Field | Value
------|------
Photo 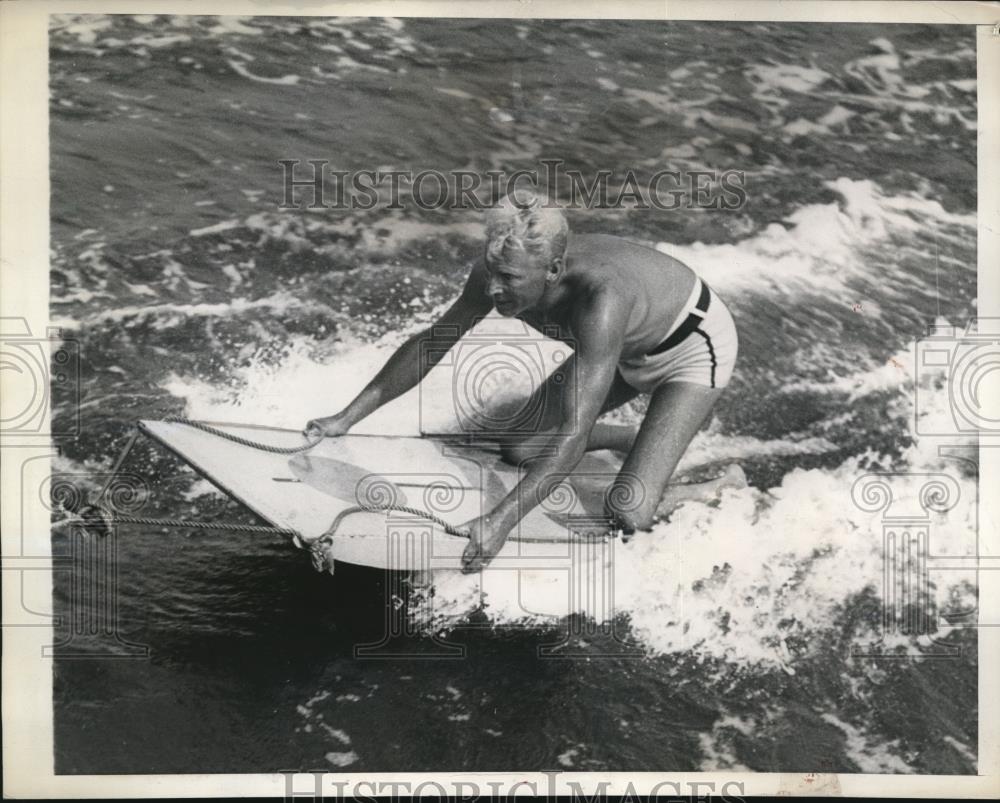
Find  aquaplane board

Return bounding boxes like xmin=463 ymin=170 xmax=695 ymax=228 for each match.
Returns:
xmin=138 ymin=420 xmax=622 ymax=571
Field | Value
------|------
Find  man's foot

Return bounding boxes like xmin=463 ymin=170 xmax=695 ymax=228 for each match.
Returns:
xmin=653 ymin=463 xmax=748 ymax=520
xmin=716 ymin=463 xmax=748 ymax=493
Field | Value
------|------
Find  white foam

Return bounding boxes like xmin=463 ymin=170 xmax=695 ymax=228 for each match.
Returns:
xmin=60 ymin=291 xmax=316 ymax=330
xmin=655 ymin=178 xmax=974 ymax=297
xmin=782 ymin=105 xmax=855 ymax=139
xmin=324 ymin=751 xmax=359 ymax=767
xmin=163 ymin=310 xmax=568 ymax=438
xmin=679 ymin=432 xmax=838 ymax=472
xmin=421 ymin=444 xmax=976 ymax=668
xmin=226 ymin=60 xmax=300 ymax=85
xmin=328 ymin=54 xmax=392 ymax=75
xmin=190 ymin=220 xmax=241 ymax=237
xmin=318 ymin=724 xmax=351 ymax=745
xmin=51 ymin=288 xmax=111 ymax=305
xmin=942 ymin=735 xmax=977 ymax=766
xmin=132 ymin=33 xmax=191 ymax=49
xmin=208 ymin=17 xmax=264 ymax=37
xmin=180 ymin=478 xmax=226 ymax=501
xmin=53 ymin=15 xmax=112 ymax=46
xmin=820 ymin=714 xmax=912 ymax=773
xmin=697 ymin=716 xmax=755 ymax=771
xmin=557 ymin=746 xmax=580 ymax=767
xmin=748 ymin=63 xmax=831 ymax=95
xmin=781 ymin=338 xmax=916 ymax=400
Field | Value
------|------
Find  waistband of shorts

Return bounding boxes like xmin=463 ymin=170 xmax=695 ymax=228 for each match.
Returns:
xmin=647 ymin=278 xmax=710 ymax=356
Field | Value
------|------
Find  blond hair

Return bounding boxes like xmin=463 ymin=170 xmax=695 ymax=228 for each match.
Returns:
xmin=484 ymin=190 xmax=568 ymax=266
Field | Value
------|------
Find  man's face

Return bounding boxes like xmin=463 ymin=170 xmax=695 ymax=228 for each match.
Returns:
xmin=484 ymin=249 xmax=549 ymax=317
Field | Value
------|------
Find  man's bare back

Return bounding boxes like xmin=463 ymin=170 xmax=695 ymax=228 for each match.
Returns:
xmin=514 ymin=233 xmax=698 ymax=359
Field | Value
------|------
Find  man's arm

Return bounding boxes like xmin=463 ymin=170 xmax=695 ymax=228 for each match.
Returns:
xmin=308 ymin=264 xmax=492 ymax=433
xmin=482 ymin=291 xmax=628 ymax=538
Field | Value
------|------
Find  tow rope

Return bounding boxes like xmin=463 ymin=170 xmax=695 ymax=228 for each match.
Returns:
xmin=61 ymin=417 xmax=616 ymax=574
xmin=60 ymin=417 xmax=475 ymax=573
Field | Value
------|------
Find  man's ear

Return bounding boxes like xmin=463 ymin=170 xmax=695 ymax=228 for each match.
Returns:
xmin=546 ymin=256 xmax=563 ymax=283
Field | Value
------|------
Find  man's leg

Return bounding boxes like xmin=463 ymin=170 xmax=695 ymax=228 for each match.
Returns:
xmin=585 ymin=423 xmax=637 ymax=453
xmin=585 ymin=370 xmax=641 ymax=453
xmin=608 ymin=381 xmax=729 ymax=531
xmin=498 ymin=364 xmax=639 ymax=463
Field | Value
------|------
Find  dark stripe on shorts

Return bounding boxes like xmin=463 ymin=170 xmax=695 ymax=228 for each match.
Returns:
xmin=647 ymin=280 xmax=711 ymax=356
xmin=693 ymin=328 xmax=717 ymax=388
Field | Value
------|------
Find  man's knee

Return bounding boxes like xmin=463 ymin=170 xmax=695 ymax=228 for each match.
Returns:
xmin=606 ymin=507 xmax=657 ymax=534
xmin=499 ymin=441 xmax=543 ymax=465
xmin=498 ymin=429 xmax=563 ymax=465
xmin=604 ymin=473 xmax=657 ymax=532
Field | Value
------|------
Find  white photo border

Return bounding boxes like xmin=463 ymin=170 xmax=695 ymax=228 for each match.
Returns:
xmin=2 ymin=0 xmax=998 ymax=798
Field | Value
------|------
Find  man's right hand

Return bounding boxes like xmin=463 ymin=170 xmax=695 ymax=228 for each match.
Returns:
xmin=303 ymin=414 xmax=351 ymax=439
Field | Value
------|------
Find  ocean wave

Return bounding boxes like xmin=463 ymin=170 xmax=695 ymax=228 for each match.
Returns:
xmin=52 ymin=290 xmax=330 ymax=330
xmin=656 ymin=177 xmax=974 ymax=298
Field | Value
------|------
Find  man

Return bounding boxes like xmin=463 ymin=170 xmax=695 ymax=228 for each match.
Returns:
xmin=305 ymin=191 xmax=743 ymax=572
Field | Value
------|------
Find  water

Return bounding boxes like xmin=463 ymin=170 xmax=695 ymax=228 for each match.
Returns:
xmin=49 ymin=15 xmax=978 ymax=774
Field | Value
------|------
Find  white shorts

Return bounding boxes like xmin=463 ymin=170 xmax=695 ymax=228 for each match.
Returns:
xmin=617 ymin=279 xmax=738 ymax=392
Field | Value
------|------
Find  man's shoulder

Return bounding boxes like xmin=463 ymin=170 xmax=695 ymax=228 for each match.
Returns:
xmin=571 ymin=233 xmax=691 ymax=279
xmin=565 ymin=277 xmax=630 ymax=334
xmin=568 ymin=232 xmax=625 ymax=254
xmin=569 ymin=232 xmax=668 ymax=266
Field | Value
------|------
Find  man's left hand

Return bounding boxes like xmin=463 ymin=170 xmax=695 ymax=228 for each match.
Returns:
xmin=459 ymin=515 xmax=511 ymax=573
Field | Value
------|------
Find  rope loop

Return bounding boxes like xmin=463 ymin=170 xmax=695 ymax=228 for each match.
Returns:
xmin=67 ymin=504 xmax=300 ymax=538
xmin=163 ymin=415 xmax=322 ymax=455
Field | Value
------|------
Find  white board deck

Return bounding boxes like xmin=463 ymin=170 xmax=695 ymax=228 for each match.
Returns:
xmin=139 ymin=419 xmax=623 ymax=571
